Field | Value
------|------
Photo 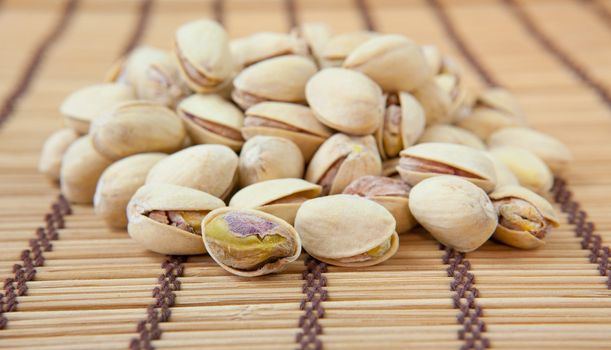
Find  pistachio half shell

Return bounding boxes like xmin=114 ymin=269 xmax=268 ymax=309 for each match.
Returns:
xmin=417 ymin=124 xmax=485 ymax=150
xmin=231 ymin=32 xmax=307 ymax=69
xmin=376 ymin=92 xmax=426 ymax=160
xmin=319 ymin=31 xmax=377 ymax=67
xmin=488 ymin=146 xmax=553 ymax=195
xmin=238 ymin=136 xmax=304 ymax=188
xmin=484 ymin=151 xmax=520 ymax=189
xmin=412 ymin=79 xmax=452 ymax=125
xmin=39 ymin=128 xmax=79 ymax=181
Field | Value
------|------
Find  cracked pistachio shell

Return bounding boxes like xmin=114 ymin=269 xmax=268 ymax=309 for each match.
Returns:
xmin=456 ymin=106 xmax=526 ymax=140
xmin=320 ymin=31 xmax=378 ymax=67
xmin=94 ymin=153 xmax=166 ymax=228
xmin=436 ymin=73 xmax=473 ymax=120
xmin=146 ymin=144 xmax=238 ymax=200
xmin=291 ymin=22 xmax=334 ymax=66
xmin=242 ymin=102 xmax=333 ymax=162
xmin=231 ymin=32 xmax=308 ymax=69
xmin=382 ymin=158 xmax=400 ymax=178
xmin=306 ymin=68 xmax=384 ymax=135
xmin=174 ymin=19 xmax=233 ymax=93
xmin=412 ymin=79 xmax=452 ymax=125
xmin=488 ymin=127 xmax=572 ymax=175
xmin=484 ymin=152 xmax=520 ymax=189
xmin=232 ymin=55 xmax=317 ymax=110
xmin=409 ymin=176 xmax=497 ymax=252
xmin=229 ymin=178 xmax=321 ymax=225
xmin=376 ymin=92 xmax=425 ymax=160
xmin=60 ymin=136 xmax=113 ymax=204
xmin=306 ymin=134 xmax=382 ymax=195
xmin=295 ymin=194 xmax=399 ymax=267
xmin=238 ymin=136 xmax=304 ymax=188
xmin=127 ymin=184 xmax=225 ymax=255
xmin=178 ymin=94 xmax=244 ymax=151
xmin=477 ymin=87 xmax=523 ymax=118
xmin=202 ymin=207 xmax=302 ymax=277
xmin=343 ymin=34 xmax=431 ymax=92
xmin=488 ymin=146 xmax=553 ymax=195
xmin=417 ymin=124 xmax=485 ymax=150
xmin=60 ymin=83 xmax=135 ymax=134
xmin=38 ymin=128 xmax=79 ymax=181
xmin=398 ymin=142 xmax=496 ymax=192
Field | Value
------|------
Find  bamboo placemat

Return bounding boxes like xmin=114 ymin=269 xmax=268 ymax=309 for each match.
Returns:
xmin=1 ymin=0 xmax=611 ymax=349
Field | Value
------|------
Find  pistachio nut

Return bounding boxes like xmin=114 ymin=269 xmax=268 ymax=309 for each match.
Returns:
xmin=242 ymin=102 xmax=333 ymax=161
xmin=229 ymin=178 xmax=321 ymax=225
xmin=60 ymin=136 xmax=113 ymax=204
xmin=484 ymin=151 xmax=519 ymax=189
xmin=60 ymin=83 xmax=135 ymax=134
xmin=376 ymin=92 xmax=425 ymax=160
xmin=343 ymin=176 xmax=416 ymax=234
xmin=422 ymin=45 xmax=463 ymax=78
xmin=319 ymin=31 xmax=377 ymax=67
xmin=417 ymin=124 xmax=485 ymax=150
xmin=436 ymin=73 xmax=474 ymax=120
xmin=490 ymin=185 xmax=559 ymax=249
xmin=306 ymin=68 xmax=384 ymax=135
xmin=397 ymin=142 xmax=496 ymax=192
xmin=38 ymin=128 xmax=79 ymax=181
xmin=174 ymin=19 xmax=233 ymax=93
xmin=178 ymin=94 xmax=244 ymax=151
xmin=127 ymin=183 xmax=225 ymax=255
xmin=477 ymin=87 xmax=524 ymax=118
xmin=202 ymin=208 xmax=301 ymax=277
xmin=94 ymin=153 xmax=166 ymax=228
xmin=487 ymin=127 xmax=572 ymax=174
xmin=412 ymin=79 xmax=452 ymax=125
xmin=488 ymin=146 xmax=553 ymax=194
xmin=343 ymin=34 xmax=431 ymax=92
xmin=306 ymin=133 xmax=382 ymax=195
xmin=238 ymin=136 xmax=304 ymax=188
xmin=291 ymin=22 xmax=334 ymax=66
xmin=231 ymin=32 xmax=307 ymax=69
xmin=294 ymin=194 xmax=398 ymax=267
xmin=146 ymin=144 xmax=238 ymax=200
xmin=232 ymin=55 xmax=317 ymax=110
xmin=408 ymin=176 xmax=497 ymax=252
xmin=382 ymin=158 xmax=400 ymax=178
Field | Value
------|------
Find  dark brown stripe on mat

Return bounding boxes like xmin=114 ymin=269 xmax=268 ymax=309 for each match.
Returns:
xmin=0 ymin=0 xmax=78 ymax=127
xmin=581 ymin=0 xmax=611 ymax=31
xmin=121 ymin=0 xmax=154 ymax=57
xmin=213 ymin=0 xmax=224 ymax=25
xmin=355 ymin=0 xmax=376 ymax=31
xmin=295 ymin=256 xmax=328 ymax=350
xmin=285 ymin=0 xmax=299 ymax=30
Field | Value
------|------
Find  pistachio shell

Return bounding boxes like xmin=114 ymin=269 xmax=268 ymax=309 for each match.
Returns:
xmin=291 ymin=22 xmax=334 ymax=66
xmin=306 ymin=68 xmax=384 ymax=135
xmin=376 ymin=92 xmax=425 ymax=160
xmin=422 ymin=45 xmax=442 ymax=76
xmin=238 ymin=136 xmax=304 ymax=188
xmin=382 ymin=158 xmax=400 ymax=177
xmin=409 ymin=176 xmax=497 ymax=252
xmin=412 ymin=79 xmax=452 ymax=125
xmin=484 ymin=152 xmax=520 ymax=189
xmin=230 ymin=32 xmax=307 ymax=68
xmin=38 ymin=128 xmax=79 ymax=181
xmin=456 ymin=106 xmax=525 ymax=140
xmin=417 ymin=124 xmax=485 ymax=150
xmin=477 ymin=88 xmax=523 ymax=118
xmin=488 ymin=146 xmax=553 ymax=195
xmin=320 ymin=31 xmax=378 ymax=67
xmin=127 ymin=183 xmax=225 ymax=255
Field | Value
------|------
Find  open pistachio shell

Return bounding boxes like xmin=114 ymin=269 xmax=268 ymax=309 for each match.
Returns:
xmin=238 ymin=136 xmax=304 ymax=188
xmin=412 ymin=79 xmax=452 ymax=125
xmin=376 ymin=92 xmax=425 ymax=160
xmin=398 ymin=142 xmax=496 ymax=192
xmin=422 ymin=45 xmax=443 ymax=76
xmin=127 ymin=183 xmax=225 ymax=255
xmin=489 ymin=146 xmax=553 ymax=195
xmin=417 ymin=124 xmax=485 ymax=150
xmin=456 ymin=106 xmax=525 ymax=140
xmin=477 ymin=88 xmax=523 ymax=118
xmin=484 ymin=152 xmax=520 ymax=189
xmin=230 ymin=32 xmax=307 ymax=69
xmin=178 ymin=94 xmax=244 ymax=151
xmin=295 ymin=194 xmax=398 ymax=267
xmin=291 ymin=22 xmax=334 ymax=66
xmin=409 ymin=176 xmax=498 ymax=252
xmin=229 ymin=178 xmax=321 ymax=225
xmin=436 ymin=73 xmax=473 ymax=121
xmin=39 ymin=128 xmax=79 ymax=181
xmin=382 ymin=158 xmax=400 ymax=178
xmin=202 ymin=208 xmax=302 ymax=277
xmin=320 ymin=31 xmax=378 ymax=67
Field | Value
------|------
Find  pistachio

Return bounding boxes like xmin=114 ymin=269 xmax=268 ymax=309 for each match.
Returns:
xmin=417 ymin=124 xmax=485 ymax=150
xmin=412 ymin=79 xmax=452 ymax=125
xmin=382 ymin=158 xmax=401 ymax=178
xmin=319 ymin=31 xmax=378 ymax=67
xmin=146 ymin=144 xmax=238 ymax=200
xmin=398 ymin=142 xmax=496 ymax=192
xmin=422 ymin=45 xmax=463 ymax=78
xmin=294 ymin=194 xmax=398 ymax=267
xmin=127 ymin=183 xmax=225 ymax=255
xmin=375 ymin=92 xmax=425 ymax=160
xmin=408 ymin=176 xmax=497 ymax=252
xmin=484 ymin=151 xmax=520 ymax=189
xmin=436 ymin=73 xmax=474 ymax=120
xmin=238 ymin=136 xmax=304 ymax=188
xmin=38 ymin=128 xmax=79 ymax=181
xmin=94 ymin=153 xmax=166 ymax=228
xmin=202 ymin=208 xmax=301 ymax=276
xmin=231 ymin=32 xmax=308 ymax=69
xmin=489 ymin=146 xmax=553 ymax=195
xmin=306 ymin=133 xmax=382 ymax=195
xmin=306 ymin=68 xmax=384 ymax=135
xmin=178 ymin=94 xmax=244 ymax=151
xmin=477 ymin=87 xmax=524 ymax=118
xmin=290 ymin=22 xmax=334 ymax=66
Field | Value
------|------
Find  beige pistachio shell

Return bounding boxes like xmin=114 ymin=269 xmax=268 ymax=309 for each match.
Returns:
xmin=202 ymin=207 xmax=302 ymax=277
xmin=477 ymin=88 xmax=523 ymax=118
xmin=409 ymin=176 xmax=497 ymax=252
xmin=60 ymin=83 xmax=135 ymax=134
xmin=60 ymin=136 xmax=113 ymax=204
xmin=38 ymin=128 xmax=80 ymax=181
xmin=238 ymin=136 xmax=304 ymax=188
xmin=417 ymin=124 xmax=485 ymax=150
xmin=94 ymin=153 xmax=167 ymax=228
xmin=422 ymin=45 xmax=442 ymax=76
xmin=382 ymin=158 xmax=400 ymax=177
xmin=488 ymin=146 xmax=553 ymax=195
xmin=488 ymin=127 xmax=572 ymax=174
xmin=376 ymin=92 xmax=426 ymax=160
xmin=436 ymin=74 xmax=473 ymax=120
xmin=306 ymin=68 xmax=384 ymax=135
xmin=127 ymin=183 xmax=225 ymax=255
xmin=412 ymin=79 xmax=452 ymax=125
xmin=484 ymin=152 xmax=520 ymax=189
xmin=230 ymin=32 xmax=307 ymax=68
xmin=292 ymin=22 xmax=334 ymax=66
xmin=456 ymin=106 xmax=525 ymax=140
xmin=320 ymin=31 xmax=378 ymax=67
xmin=178 ymin=94 xmax=244 ymax=151
xmin=146 ymin=144 xmax=238 ymax=200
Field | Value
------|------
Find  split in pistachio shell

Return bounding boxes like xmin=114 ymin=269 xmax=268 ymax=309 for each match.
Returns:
xmin=488 ymin=146 xmax=553 ymax=195
xmin=408 ymin=176 xmax=498 ymax=252
xmin=38 ymin=128 xmax=79 ymax=182
xmin=397 ymin=142 xmax=497 ymax=193
xmin=229 ymin=178 xmax=321 ymax=225
xmin=94 ymin=153 xmax=167 ymax=229
xmin=146 ymin=144 xmax=238 ymax=200
xmin=490 ymin=185 xmax=559 ymax=249
xmin=232 ymin=55 xmax=317 ymax=110
xmin=294 ymin=194 xmax=398 ymax=267
xmin=174 ymin=19 xmax=233 ymax=93
xmin=202 ymin=208 xmax=301 ymax=277
xmin=242 ymin=102 xmax=333 ymax=162
xmin=343 ymin=176 xmax=417 ymax=234
xmin=376 ymin=92 xmax=425 ymax=160
xmin=412 ymin=79 xmax=452 ymax=125
xmin=178 ymin=94 xmax=244 ymax=151
xmin=290 ymin=22 xmax=334 ymax=67
xmin=306 ymin=68 xmax=384 ymax=135
xmin=238 ymin=136 xmax=304 ymax=188
xmin=127 ymin=183 xmax=225 ymax=255
xmin=484 ymin=151 xmax=520 ymax=190
xmin=230 ymin=32 xmax=308 ymax=69
xmin=436 ymin=73 xmax=473 ymax=121
xmin=319 ymin=31 xmax=378 ymax=67
xmin=382 ymin=158 xmax=401 ymax=178
xmin=306 ymin=133 xmax=382 ymax=195
xmin=60 ymin=83 xmax=135 ymax=134
xmin=417 ymin=124 xmax=485 ymax=150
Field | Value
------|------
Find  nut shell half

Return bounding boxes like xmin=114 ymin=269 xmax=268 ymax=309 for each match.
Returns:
xmin=489 ymin=146 xmax=553 ymax=195
xmin=39 ymin=128 xmax=79 ymax=181
xmin=238 ymin=136 xmax=304 ymax=188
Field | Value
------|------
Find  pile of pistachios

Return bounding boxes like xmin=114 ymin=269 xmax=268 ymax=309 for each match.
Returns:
xmin=38 ymin=19 xmax=572 ymax=277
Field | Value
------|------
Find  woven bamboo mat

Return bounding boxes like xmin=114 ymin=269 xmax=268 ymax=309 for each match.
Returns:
xmin=1 ymin=0 xmax=611 ymax=349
